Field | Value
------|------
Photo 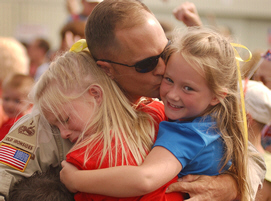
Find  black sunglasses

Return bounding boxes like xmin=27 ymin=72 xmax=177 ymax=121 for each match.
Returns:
xmin=96 ymin=40 xmax=171 ymax=73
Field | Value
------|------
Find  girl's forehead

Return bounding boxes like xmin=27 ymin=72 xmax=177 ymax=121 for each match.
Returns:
xmin=41 ymin=102 xmax=68 ymax=122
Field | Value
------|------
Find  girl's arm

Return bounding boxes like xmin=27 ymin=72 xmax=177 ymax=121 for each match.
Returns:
xmin=60 ymin=146 xmax=182 ymax=197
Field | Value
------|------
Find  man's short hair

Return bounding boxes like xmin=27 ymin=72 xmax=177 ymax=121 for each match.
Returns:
xmin=85 ymin=0 xmax=152 ymax=59
xmin=8 ymin=166 xmax=74 ymax=201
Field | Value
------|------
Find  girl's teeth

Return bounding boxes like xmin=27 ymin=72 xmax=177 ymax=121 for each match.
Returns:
xmin=170 ymin=103 xmax=182 ymax=108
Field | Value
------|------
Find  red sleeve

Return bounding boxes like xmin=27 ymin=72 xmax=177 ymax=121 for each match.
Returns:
xmin=0 ymin=116 xmax=23 ymax=141
xmin=66 ymin=148 xmax=85 ymax=170
xmin=138 ymin=100 xmax=167 ymax=135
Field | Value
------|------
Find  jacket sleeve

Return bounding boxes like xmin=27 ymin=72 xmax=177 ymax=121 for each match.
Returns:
xmin=0 ymin=111 xmax=73 ymax=200
xmin=248 ymin=141 xmax=266 ymax=200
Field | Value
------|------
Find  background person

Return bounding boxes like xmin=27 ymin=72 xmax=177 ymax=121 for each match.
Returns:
xmin=49 ymin=20 xmax=86 ymax=61
xmin=0 ymin=37 xmax=29 ymax=130
xmin=253 ymin=50 xmax=271 ymax=89
xmin=243 ymin=80 xmax=271 ymax=201
xmin=27 ymin=38 xmax=51 ymax=81
xmin=0 ymin=74 xmax=34 ymax=140
xmin=66 ymin=0 xmax=103 ymax=22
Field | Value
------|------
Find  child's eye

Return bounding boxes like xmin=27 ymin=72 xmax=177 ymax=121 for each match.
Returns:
xmin=3 ymin=97 xmax=9 ymax=102
xmin=184 ymin=86 xmax=193 ymax=91
xmin=15 ymin=99 xmax=21 ymax=104
xmin=164 ymin=77 xmax=173 ymax=83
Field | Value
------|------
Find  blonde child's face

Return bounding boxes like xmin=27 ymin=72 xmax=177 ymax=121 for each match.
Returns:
xmin=44 ymin=96 xmax=95 ymax=143
xmin=2 ymin=88 xmax=31 ymax=118
xmin=160 ymin=53 xmax=218 ymax=120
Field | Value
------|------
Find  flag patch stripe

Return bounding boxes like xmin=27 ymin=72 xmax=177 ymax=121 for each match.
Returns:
xmin=0 ymin=143 xmax=31 ymax=172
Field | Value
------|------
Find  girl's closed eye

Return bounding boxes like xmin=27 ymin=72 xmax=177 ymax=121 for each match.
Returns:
xmin=64 ymin=117 xmax=70 ymax=124
xmin=59 ymin=117 xmax=70 ymax=125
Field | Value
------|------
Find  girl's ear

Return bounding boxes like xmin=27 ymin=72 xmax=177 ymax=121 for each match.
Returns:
xmin=88 ymin=85 xmax=103 ymax=105
xmin=209 ymin=96 xmax=220 ymax=106
xmin=96 ymin=61 xmax=115 ymax=79
xmin=210 ymin=89 xmax=228 ymax=106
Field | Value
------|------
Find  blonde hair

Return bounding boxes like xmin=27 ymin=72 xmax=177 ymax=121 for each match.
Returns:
xmin=31 ymin=50 xmax=155 ymax=167
xmin=2 ymin=74 xmax=34 ymax=97
xmin=168 ymin=27 xmax=251 ymax=201
xmin=85 ymin=0 xmax=152 ymax=59
xmin=0 ymin=37 xmax=29 ymax=85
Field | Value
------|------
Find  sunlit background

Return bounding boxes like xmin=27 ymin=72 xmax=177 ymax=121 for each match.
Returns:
xmin=0 ymin=0 xmax=270 ymax=52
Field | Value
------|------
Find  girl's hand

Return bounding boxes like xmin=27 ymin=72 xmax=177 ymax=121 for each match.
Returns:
xmin=60 ymin=160 xmax=79 ymax=193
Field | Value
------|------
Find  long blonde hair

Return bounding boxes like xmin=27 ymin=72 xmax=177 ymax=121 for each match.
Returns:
xmin=168 ymin=27 xmax=251 ymax=201
xmin=31 ymin=50 xmax=155 ymax=167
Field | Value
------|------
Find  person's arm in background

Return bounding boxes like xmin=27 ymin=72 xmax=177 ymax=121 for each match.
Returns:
xmin=173 ymin=2 xmax=202 ymax=27
xmin=65 ymin=0 xmax=81 ymax=21
xmin=0 ymin=112 xmax=73 ymax=201
xmin=169 ymin=3 xmax=266 ymax=201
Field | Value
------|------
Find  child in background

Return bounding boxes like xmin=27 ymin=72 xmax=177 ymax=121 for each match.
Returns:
xmin=32 ymin=49 xmax=184 ymax=201
xmin=60 ymin=27 xmax=251 ymax=201
xmin=252 ymin=50 xmax=271 ymax=152
xmin=243 ymin=80 xmax=271 ymax=201
xmin=0 ymin=74 xmax=34 ymax=140
xmin=253 ymin=50 xmax=271 ymax=89
xmin=0 ymin=37 xmax=29 ymax=130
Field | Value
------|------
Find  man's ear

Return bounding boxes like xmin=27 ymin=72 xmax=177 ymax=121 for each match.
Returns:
xmin=96 ymin=61 xmax=114 ymax=79
xmin=88 ymin=85 xmax=103 ymax=105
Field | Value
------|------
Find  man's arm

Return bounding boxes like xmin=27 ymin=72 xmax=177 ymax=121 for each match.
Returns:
xmin=166 ymin=174 xmax=238 ymax=201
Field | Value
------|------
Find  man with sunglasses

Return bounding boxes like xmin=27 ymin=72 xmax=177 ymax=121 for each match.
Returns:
xmin=85 ymin=0 xmax=266 ymax=200
xmin=83 ymin=0 xmax=245 ymax=200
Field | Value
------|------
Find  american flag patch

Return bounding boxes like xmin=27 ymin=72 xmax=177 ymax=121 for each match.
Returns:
xmin=0 ymin=143 xmax=31 ymax=172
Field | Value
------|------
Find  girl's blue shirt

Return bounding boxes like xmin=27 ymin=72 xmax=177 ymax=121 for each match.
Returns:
xmin=153 ymin=115 xmax=232 ymax=178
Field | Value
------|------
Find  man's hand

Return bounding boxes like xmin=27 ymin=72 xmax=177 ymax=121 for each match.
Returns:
xmin=60 ymin=160 xmax=80 ymax=193
xmin=166 ymin=174 xmax=238 ymax=201
xmin=173 ymin=2 xmax=202 ymax=27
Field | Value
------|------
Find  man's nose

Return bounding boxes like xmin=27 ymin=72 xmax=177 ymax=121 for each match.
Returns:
xmin=153 ymin=58 xmax=166 ymax=76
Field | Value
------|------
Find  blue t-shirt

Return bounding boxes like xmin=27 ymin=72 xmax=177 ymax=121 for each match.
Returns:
xmin=153 ymin=115 xmax=231 ymax=178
